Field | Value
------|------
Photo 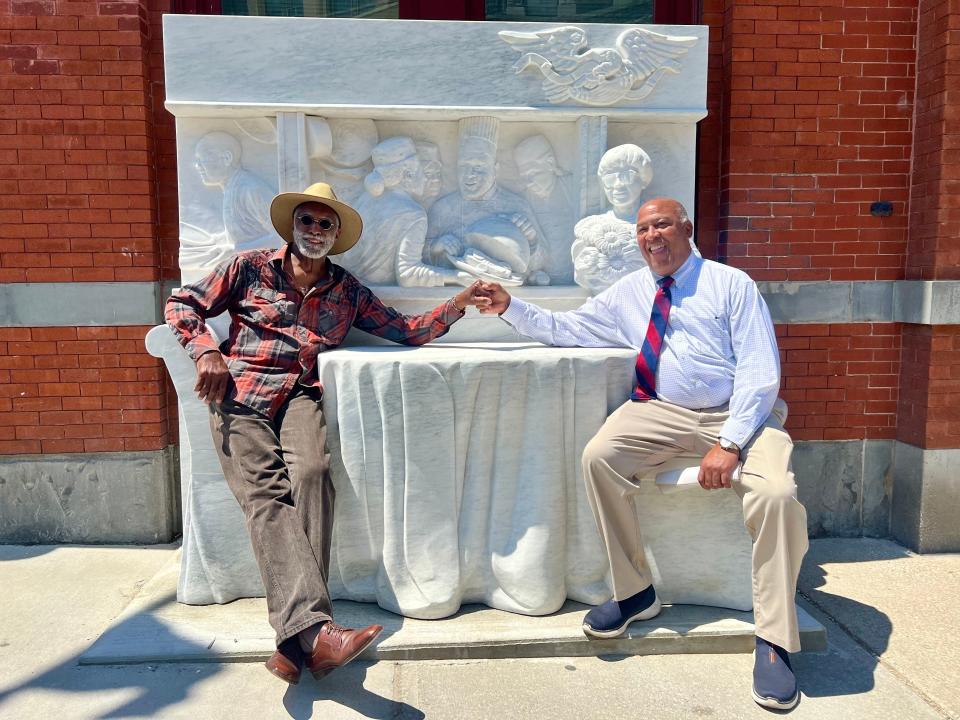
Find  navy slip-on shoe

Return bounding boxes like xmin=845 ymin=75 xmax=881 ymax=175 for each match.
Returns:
xmin=752 ymin=636 xmax=799 ymax=710
xmin=582 ymin=585 xmax=661 ymax=638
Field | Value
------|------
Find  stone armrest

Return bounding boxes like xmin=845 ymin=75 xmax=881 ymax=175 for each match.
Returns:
xmin=646 ymin=398 xmax=789 ymax=493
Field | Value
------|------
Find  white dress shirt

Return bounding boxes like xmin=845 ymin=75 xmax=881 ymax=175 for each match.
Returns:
xmin=501 ymin=253 xmax=781 ymax=447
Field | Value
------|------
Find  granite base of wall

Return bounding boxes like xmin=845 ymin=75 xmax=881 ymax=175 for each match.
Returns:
xmin=891 ymin=443 xmax=960 ymax=553
xmin=0 ymin=447 xmax=180 ymax=544
xmin=3 ymin=440 xmax=956 ymax=550
xmin=793 ymin=439 xmax=893 ymax=540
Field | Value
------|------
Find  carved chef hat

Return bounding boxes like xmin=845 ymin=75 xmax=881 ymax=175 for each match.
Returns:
xmin=459 ymin=116 xmax=499 ymax=158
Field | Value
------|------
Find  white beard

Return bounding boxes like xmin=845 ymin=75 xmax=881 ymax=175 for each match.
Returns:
xmin=293 ymin=229 xmax=333 ymax=259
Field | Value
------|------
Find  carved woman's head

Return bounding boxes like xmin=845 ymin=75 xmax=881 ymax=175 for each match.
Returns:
xmin=597 ymin=144 xmax=653 ymax=214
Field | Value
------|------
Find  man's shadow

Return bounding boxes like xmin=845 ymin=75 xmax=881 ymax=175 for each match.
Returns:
xmin=281 ymin=660 xmax=423 ymax=720
xmin=0 ymin=591 xmax=423 ymax=720
xmin=794 ymin=540 xmax=898 ymax=699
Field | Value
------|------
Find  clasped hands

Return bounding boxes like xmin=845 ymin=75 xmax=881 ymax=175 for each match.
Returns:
xmin=462 ymin=280 xmax=512 ymax=315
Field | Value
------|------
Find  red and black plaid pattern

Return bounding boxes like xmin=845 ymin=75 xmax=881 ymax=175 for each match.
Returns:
xmin=630 ymin=276 xmax=674 ymax=401
xmin=166 ymin=247 xmax=462 ymax=418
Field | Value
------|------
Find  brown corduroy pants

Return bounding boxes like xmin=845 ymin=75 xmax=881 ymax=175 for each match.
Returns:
xmin=209 ymin=385 xmax=335 ymax=645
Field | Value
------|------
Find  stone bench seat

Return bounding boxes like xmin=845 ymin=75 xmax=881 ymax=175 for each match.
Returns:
xmin=148 ymin=324 xmax=765 ymax=617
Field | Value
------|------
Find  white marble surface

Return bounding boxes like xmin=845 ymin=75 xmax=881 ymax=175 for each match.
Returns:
xmin=154 ymin=17 xmax=745 ymax=618
xmin=164 ymin=17 xmax=706 ymax=292
xmin=148 ymin=327 xmax=754 ymax=614
xmin=163 ymin=17 xmax=707 ymax=115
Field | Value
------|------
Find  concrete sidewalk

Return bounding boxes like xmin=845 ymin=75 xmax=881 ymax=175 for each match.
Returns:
xmin=0 ymin=538 xmax=956 ymax=720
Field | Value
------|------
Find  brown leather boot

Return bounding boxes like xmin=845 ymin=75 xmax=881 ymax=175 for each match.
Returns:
xmin=306 ymin=622 xmax=383 ymax=680
xmin=265 ymin=637 xmax=303 ymax=684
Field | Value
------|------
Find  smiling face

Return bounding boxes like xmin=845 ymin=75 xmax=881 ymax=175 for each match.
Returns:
xmin=635 ymin=199 xmax=693 ymax=277
xmin=458 ymin=139 xmax=498 ymax=200
xmin=601 ymin=160 xmax=647 ymax=210
xmin=292 ymin=201 xmax=340 ymax=260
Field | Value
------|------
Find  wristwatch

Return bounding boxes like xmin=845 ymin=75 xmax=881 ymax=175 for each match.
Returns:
xmin=718 ymin=438 xmax=741 ymax=456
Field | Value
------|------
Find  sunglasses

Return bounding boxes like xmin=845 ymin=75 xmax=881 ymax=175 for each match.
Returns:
xmin=297 ymin=215 xmax=336 ymax=230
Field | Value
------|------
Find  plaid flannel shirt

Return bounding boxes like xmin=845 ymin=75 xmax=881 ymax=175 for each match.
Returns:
xmin=165 ymin=246 xmax=464 ymax=418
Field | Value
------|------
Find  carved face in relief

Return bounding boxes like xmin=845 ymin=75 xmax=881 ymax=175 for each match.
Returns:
xmin=415 ymin=141 xmax=443 ymax=205
xmin=515 ymin=135 xmax=558 ymax=199
xmin=635 ymin=198 xmax=693 ymax=277
xmin=458 ymin=138 xmax=498 ymax=201
xmin=292 ymin=201 xmax=340 ymax=260
xmin=601 ymin=162 xmax=648 ymax=210
xmin=597 ymin=145 xmax=653 ymax=213
xmin=327 ymin=119 xmax=379 ymax=168
xmin=194 ymin=132 xmax=241 ymax=187
xmin=398 ymin=156 xmax=427 ymax=197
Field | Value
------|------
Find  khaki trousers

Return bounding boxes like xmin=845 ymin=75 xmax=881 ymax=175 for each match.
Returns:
xmin=209 ymin=385 xmax=335 ymax=646
xmin=581 ymin=399 xmax=809 ymax=652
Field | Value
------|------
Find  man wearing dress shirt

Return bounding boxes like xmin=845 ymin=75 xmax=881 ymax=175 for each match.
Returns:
xmin=477 ymin=197 xmax=809 ymax=711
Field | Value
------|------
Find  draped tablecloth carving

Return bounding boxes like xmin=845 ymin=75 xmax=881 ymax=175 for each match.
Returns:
xmin=147 ymin=329 xmax=754 ymax=616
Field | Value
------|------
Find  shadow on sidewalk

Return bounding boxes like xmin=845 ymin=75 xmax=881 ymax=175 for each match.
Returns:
xmin=0 ymin=590 xmax=423 ymax=720
xmin=794 ymin=540 xmax=904 ymax=699
xmin=0 ymin=592 xmax=224 ymax=718
xmin=281 ymin=662 xmax=424 ymax=719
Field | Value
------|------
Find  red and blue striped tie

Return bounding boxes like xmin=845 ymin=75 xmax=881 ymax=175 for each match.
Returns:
xmin=630 ymin=276 xmax=674 ymax=401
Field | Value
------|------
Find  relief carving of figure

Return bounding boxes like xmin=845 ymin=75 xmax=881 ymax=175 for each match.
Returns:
xmin=571 ymin=144 xmax=652 ymax=294
xmin=180 ymin=131 xmax=277 ymax=278
xmin=427 ymin=117 xmax=550 ymax=286
xmin=572 ymin=144 xmax=700 ymax=294
xmin=514 ymin=134 xmax=576 ymax=284
xmin=311 ymin=119 xmax=379 ymax=205
xmin=339 ymin=137 xmax=473 ymax=287
xmin=412 ymin=140 xmax=444 ymax=210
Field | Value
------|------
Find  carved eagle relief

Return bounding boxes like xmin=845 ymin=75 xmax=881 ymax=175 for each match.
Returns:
xmin=499 ymin=26 xmax=698 ymax=106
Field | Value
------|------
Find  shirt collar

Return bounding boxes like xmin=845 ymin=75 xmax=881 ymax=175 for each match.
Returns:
xmin=269 ymin=244 xmax=288 ymax=267
xmin=651 ymin=250 xmax=701 ymax=290
xmin=269 ymin=244 xmax=340 ymax=291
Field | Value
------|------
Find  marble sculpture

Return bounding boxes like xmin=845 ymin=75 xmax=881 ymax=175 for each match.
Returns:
xmin=427 ymin=116 xmax=550 ymax=286
xmin=179 ymin=131 xmax=277 ymax=279
xmin=513 ymin=134 xmax=577 ymax=284
xmin=160 ymin=15 xmax=716 ymax=617
xmin=500 ymin=26 xmax=699 ymax=106
xmin=571 ymin=143 xmax=653 ymax=294
xmin=311 ymin=118 xmax=379 ymax=205
xmin=340 ymin=137 xmax=469 ymax=287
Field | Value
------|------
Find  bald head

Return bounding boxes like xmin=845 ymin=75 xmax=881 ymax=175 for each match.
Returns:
xmin=635 ymin=197 xmax=694 ymax=277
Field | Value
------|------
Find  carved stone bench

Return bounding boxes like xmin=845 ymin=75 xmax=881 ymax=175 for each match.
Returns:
xmin=148 ymin=324 xmax=758 ymax=616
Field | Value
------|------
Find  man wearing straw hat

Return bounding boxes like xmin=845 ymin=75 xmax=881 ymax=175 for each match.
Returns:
xmin=166 ymin=183 xmax=486 ymax=684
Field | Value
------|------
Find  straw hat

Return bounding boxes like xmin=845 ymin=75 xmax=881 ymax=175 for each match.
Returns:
xmin=269 ymin=182 xmax=363 ymax=255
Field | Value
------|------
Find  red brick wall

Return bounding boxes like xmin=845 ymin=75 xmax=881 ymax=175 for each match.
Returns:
xmin=0 ymin=325 xmax=168 ymax=454
xmin=0 ymin=0 xmax=164 ymax=282
xmin=898 ymin=325 xmax=960 ymax=449
xmin=696 ymin=0 xmax=724 ymax=261
xmin=909 ymin=0 xmax=960 ymax=281
xmin=148 ymin=0 xmax=178 ymax=282
xmin=704 ymin=0 xmax=916 ymax=282
xmin=0 ymin=0 xmax=174 ymax=454
xmin=895 ymin=1 xmax=959 ymax=452
xmin=779 ymin=322 xmax=901 ymax=441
